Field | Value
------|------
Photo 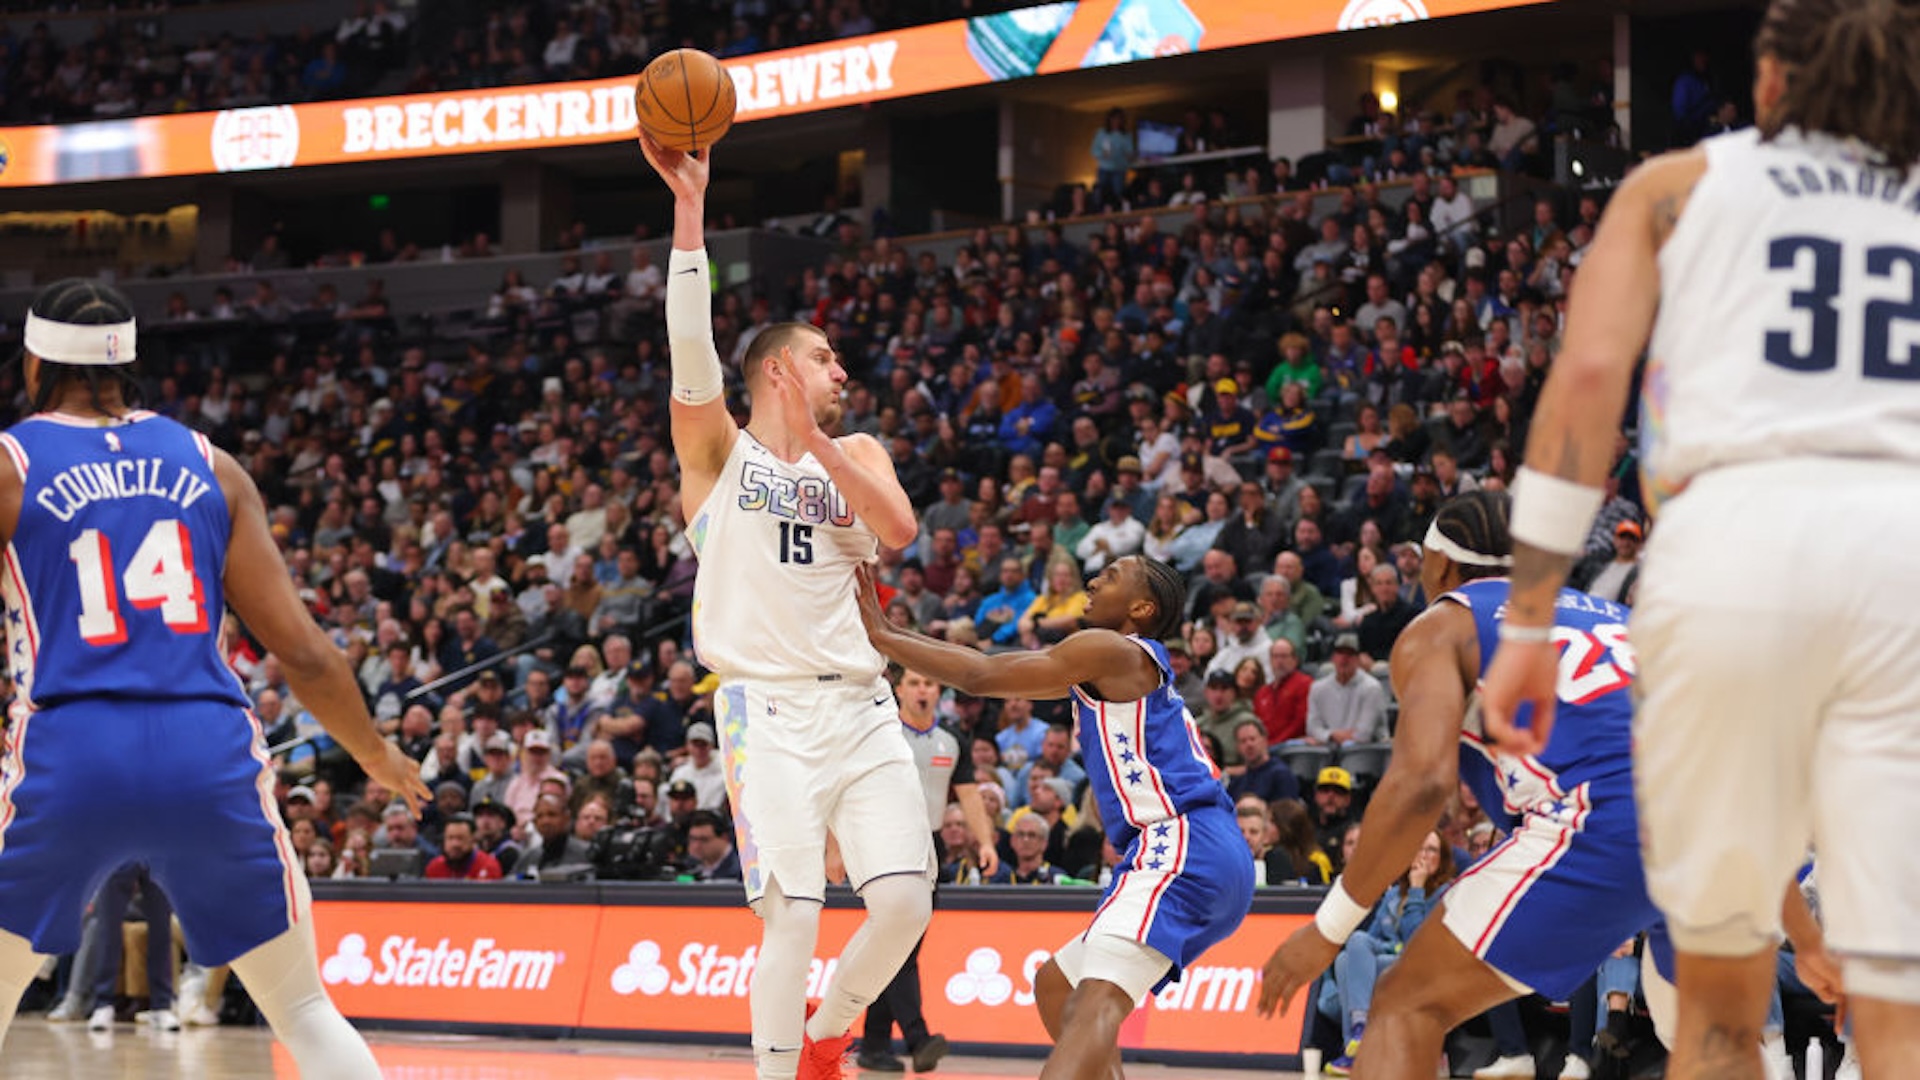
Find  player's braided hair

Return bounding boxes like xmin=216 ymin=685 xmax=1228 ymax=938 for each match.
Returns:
xmin=1135 ymin=556 xmax=1187 ymax=642
xmin=1755 ymin=0 xmax=1920 ymax=171
xmin=1431 ymin=490 xmax=1513 ymax=583
xmin=26 ymin=278 xmax=144 ymax=415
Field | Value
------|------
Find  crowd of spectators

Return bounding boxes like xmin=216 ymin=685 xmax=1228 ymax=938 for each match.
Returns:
xmin=0 ymin=0 xmax=1035 ymax=123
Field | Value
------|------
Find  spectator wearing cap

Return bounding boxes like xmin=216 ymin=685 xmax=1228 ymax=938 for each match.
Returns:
xmin=1075 ymin=494 xmax=1146 ymax=575
xmin=1572 ymin=519 xmax=1644 ymax=604
xmin=892 ymin=560 xmax=944 ymax=628
xmin=1195 ymin=668 xmax=1257 ymax=767
xmin=686 ymin=810 xmax=742 ymax=882
xmin=1310 ymin=767 xmax=1357 ymax=866
xmin=517 ymin=793 xmax=592 ymax=881
xmin=1214 ymin=483 xmax=1287 ymax=582
xmin=284 ymin=784 xmax=319 ymax=823
xmin=505 ymin=729 xmax=568 ymax=829
xmin=1199 ymin=378 xmax=1259 ymax=463
xmin=1108 ymin=456 xmax=1155 ymax=522
xmin=1163 ymin=638 xmax=1205 ymax=705
xmin=1306 ymin=635 xmax=1389 ymax=747
xmin=551 ymin=665 xmax=607 ymax=753
xmin=1208 ymin=601 xmax=1275 ymax=682
xmin=470 ymin=731 xmax=517 ymax=807
xmin=425 ymin=814 xmax=503 ymax=881
xmin=472 ymin=799 xmax=523 ymax=876
xmin=1261 ymin=448 xmax=1308 ymax=534
xmin=1404 ymin=467 xmax=1442 ymax=544
xmin=921 ymin=469 xmax=973 ymax=539
xmin=667 ymin=723 xmax=726 ymax=811
xmin=1226 ymin=718 xmax=1300 ymax=805
xmin=1357 ymin=565 xmax=1419 ymax=667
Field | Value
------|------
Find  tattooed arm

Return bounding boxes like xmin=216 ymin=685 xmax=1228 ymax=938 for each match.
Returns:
xmin=1482 ymin=149 xmax=1706 ymax=753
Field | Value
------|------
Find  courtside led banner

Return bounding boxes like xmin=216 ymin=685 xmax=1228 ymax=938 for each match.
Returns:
xmin=310 ymin=898 xmax=1311 ymax=1059
xmin=0 ymin=0 xmax=1547 ymax=189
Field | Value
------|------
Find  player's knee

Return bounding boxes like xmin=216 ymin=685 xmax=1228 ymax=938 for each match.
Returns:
xmin=1371 ymin=962 xmax=1449 ymax=1027
xmin=862 ymin=874 xmax=931 ymax=936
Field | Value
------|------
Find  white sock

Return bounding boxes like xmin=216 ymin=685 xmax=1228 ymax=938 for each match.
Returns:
xmin=752 ymin=878 xmax=821 ymax=1080
xmin=228 ymin=877 xmax=382 ymax=1080
xmin=0 ymin=928 xmax=44 ymax=1048
xmin=806 ymin=873 xmax=931 ymax=1042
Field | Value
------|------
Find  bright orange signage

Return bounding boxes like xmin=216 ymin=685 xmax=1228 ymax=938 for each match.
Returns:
xmin=0 ymin=0 xmax=1549 ymax=188
xmin=311 ymin=896 xmax=1311 ymax=1060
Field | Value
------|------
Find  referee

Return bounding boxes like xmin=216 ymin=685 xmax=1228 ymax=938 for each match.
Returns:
xmin=857 ymin=666 xmax=1001 ymax=1072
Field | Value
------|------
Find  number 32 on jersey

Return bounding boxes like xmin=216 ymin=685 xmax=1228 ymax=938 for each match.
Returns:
xmin=68 ymin=518 xmax=208 ymax=645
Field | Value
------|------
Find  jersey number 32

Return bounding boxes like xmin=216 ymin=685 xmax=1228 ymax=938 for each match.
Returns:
xmin=68 ymin=519 xmax=208 ymax=645
xmin=1765 ymin=237 xmax=1920 ymax=377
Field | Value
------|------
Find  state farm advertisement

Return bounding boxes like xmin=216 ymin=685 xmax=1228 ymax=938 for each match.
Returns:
xmin=312 ymin=897 xmax=1309 ymax=1060
xmin=0 ymin=0 xmax=1552 ymax=187
xmin=311 ymin=900 xmax=598 ymax=1027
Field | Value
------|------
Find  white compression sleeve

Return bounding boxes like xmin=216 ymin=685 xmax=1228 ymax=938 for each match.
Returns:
xmin=752 ymin=877 xmax=821 ymax=1079
xmin=806 ymin=873 xmax=932 ymax=1041
xmin=667 ymin=247 xmax=724 ymax=406
xmin=228 ymin=876 xmax=382 ymax=1080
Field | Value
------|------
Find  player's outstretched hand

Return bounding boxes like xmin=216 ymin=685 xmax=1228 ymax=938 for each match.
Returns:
xmin=1257 ymin=923 xmax=1340 ymax=1020
xmin=1478 ymin=639 xmax=1558 ymax=756
xmin=637 ymin=129 xmax=709 ymax=201
xmin=362 ymin=741 xmax=432 ymax=817
xmin=853 ymin=564 xmax=887 ymax=638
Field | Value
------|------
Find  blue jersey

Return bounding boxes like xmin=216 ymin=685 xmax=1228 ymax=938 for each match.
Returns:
xmin=1445 ymin=579 xmax=1636 ymax=839
xmin=0 ymin=412 xmax=246 ymax=711
xmin=1070 ymin=635 xmax=1232 ymax=850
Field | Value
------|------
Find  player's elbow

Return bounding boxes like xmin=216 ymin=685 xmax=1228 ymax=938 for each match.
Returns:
xmin=275 ymin=634 xmax=344 ymax=685
xmin=874 ymin=513 xmax=920 ymax=552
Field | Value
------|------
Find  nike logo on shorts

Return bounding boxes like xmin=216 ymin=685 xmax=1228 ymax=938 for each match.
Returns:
xmin=676 ymin=267 xmax=699 ymax=275
xmin=873 ymin=697 xmax=888 ymax=707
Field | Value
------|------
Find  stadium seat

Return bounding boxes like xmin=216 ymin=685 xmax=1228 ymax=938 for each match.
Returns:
xmin=1278 ymin=744 xmax=1333 ymax=793
xmin=1334 ymin=742 xmax=1393 ymax=788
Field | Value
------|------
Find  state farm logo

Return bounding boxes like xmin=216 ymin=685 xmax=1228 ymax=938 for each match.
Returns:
xmin=210 ymin=105 xmax=299 ymax=172
xmin=322 ymin=933 xmax=374 ymax=986
xmin=320 ymin=932 xmax=561 ymax=991
xmin=1337 ymin=0 xmax=1431 ymax=30
xmin=945 ymin=947 xmax=1017 ymax=1006
xmin=604 ymin=939 xmax=834 ymax=999
xmin=610 ymin=941 xmax=671 ymax=996
xmin=941 ymin=945 xmax=1259 ymax=1013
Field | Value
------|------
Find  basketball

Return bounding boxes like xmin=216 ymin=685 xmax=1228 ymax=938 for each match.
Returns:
xmin=635 ymin=48 xmax=737 ymax=154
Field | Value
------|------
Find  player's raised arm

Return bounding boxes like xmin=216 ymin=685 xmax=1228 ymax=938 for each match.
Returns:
xmin=1259 ymin=603 xmax=1470 ymax=1017
xmin=214 ymin=450 xmax=430 ymax=814
xmin=1483 ymin=152 xmax=1699 ymax=754
xmin=853 ymin=566 xmax=1156 ymax=702
xmin=641 ymin=130 xmax=737 ymax=491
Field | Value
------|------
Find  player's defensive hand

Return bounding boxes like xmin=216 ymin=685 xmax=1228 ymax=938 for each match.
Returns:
xmin=637 ymin=129 xmax=709 ymax=201
xmin=766 ymin=346 xmax=823 ymax=443
xmin=853 ymin=565 xmax=887 ymax=637
xmin=1258 ymin=923 xmax=1340 ymax=1019
xmin=362 ymin=742 xmax=432 ymax=817
xmin=1478 ymin=639 xmax=1559 ymax=756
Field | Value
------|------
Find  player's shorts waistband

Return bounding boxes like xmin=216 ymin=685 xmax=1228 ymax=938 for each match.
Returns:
xmin=717 ymin=672 xmax=886 ymax=690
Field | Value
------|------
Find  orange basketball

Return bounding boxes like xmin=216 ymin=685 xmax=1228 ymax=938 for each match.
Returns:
xmin=635 ymin=48 xmax=737 ymax=154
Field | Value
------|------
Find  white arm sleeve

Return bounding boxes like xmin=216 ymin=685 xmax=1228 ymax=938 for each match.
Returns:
xmin=667 ymin=247 xmax=723 ymax=406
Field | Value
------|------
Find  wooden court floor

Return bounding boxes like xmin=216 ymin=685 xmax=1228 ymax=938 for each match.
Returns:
xmin=0 ymin=1022 xmax=1295 ymax=1078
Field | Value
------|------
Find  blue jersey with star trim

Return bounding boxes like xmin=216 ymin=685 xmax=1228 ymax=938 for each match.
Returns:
xmin=1070 ymin=635 xmax=1232 ymax=850
xmin=1445 ymin=578 xmax=1637 ymax=839
xmin=0 ymin=412 xmax=247 ymax=711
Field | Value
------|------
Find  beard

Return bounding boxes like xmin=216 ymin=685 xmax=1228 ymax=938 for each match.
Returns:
xmin=815 ymin=398 xmax=844 ymax=430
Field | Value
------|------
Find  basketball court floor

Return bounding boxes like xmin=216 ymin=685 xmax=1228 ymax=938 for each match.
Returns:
xmin=1 ymin=1023 xmax=1297 ymax=1078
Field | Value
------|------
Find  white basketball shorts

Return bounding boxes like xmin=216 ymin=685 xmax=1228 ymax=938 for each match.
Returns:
xmin=715 ymin=676 xmax=935 ymax=905
xmin=1633 ymin=458 xmax=1920 ymax=999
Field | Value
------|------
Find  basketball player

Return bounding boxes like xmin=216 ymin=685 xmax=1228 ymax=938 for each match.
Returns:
xmin=854 ymin=556 xmax=1253 ymax=1080
xmin=855 ymin=666 xmax=1000 ymax=1073
xmin=1255 ymin=492 xmax=1659 ymax=1076
xmin=0 ymin=279 xmax=429 ymax=1077
xmin=1478 ymin=3 xmax=1920 ymax=1076
xmin=640 ymin=131 xmax=935 ymax=1080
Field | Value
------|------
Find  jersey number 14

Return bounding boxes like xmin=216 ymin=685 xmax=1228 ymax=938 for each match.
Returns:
xmin=69 ymin=519 xmax=208 ymax=645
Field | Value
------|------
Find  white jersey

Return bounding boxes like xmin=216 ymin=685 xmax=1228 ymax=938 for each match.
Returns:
xmin=1642 ymin=127 xmax=1920 ymax=508
xmin=688 ymin=430 xmax=886 ymax=683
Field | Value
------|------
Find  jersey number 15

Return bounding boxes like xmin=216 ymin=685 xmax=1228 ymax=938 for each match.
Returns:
xmin=69 ymin=519 xmax=208 ymax=646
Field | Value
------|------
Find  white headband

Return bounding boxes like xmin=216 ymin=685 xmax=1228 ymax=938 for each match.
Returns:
xmin=1423 ymin=519 xmax=1513 ymax=567
xmin=23 ymin=311 xmax=137 ymax=367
